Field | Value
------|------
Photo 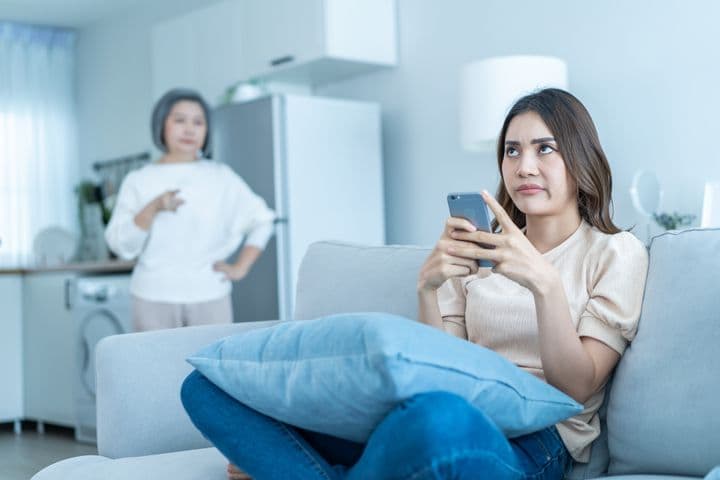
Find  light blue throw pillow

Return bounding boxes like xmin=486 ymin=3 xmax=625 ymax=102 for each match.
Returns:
xmin=187 ymin=313 xmax=582 ymax=442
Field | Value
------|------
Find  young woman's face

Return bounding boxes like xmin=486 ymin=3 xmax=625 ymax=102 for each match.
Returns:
xmin=501 ymin=111 xmax=577 ymax=219
xmin=163 ymin=100 xmax=207 ymax=156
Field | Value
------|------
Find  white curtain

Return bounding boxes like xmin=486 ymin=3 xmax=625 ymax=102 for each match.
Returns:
xmin=0 ymin=23 xmax=77 ymax=267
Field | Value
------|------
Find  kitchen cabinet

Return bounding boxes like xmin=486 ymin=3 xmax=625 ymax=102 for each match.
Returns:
xmin=151 ymin=0 xmax=397 ymax=101
xmin=22 ymin=272 xmax=76 ymax=427
xmin=239 ymin=0 xmax=324 ymax=78
xmin=0 ymin=275 xmax=23 ymax=430
xmin=151 ymin=0 xmax=245 ymax=104
xmin=239 ymin=0 xmax=397 ymax=85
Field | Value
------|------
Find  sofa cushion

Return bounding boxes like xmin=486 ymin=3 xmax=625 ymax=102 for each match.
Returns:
xmin=294 ymin=241 xmax=431 ymax=320
xmin=188 ymin=312 xmax=582 ymax=443
xmin=96 ymin=322 xmax=277 ymax=459
xmin=607 ymin=228 xmax=720 ymax=476
xmin=32 ymin=448 xmax=226 ymax=480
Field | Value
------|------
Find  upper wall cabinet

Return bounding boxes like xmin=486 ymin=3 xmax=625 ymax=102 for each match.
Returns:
xmin=239 ymin=0 xmax=398 ymax=85
xmin=152 ymin=0 xmax=397 ymax=102
xmin=152 ymin=0 xmax=244 ymax=104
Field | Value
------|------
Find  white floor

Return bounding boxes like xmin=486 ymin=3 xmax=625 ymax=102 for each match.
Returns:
xmin=0 ymin=422 xmax=97 ymax=480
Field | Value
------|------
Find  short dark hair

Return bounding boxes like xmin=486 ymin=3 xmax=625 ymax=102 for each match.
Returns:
xmin=493 ymin=88 xmax=620 ymax=234
xmin=151 ymin=88 xmax=213 ymax=158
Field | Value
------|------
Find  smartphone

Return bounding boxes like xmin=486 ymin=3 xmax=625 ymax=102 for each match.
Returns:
xmin=447 ymin=192 xmax=494 ymax=268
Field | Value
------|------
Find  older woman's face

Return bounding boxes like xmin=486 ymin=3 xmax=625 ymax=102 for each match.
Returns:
xmin=163 ymin=100 xmax=207 ymax=157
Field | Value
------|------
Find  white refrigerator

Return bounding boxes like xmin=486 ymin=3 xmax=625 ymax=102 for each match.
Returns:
xmin=213 ymin=94 xmax=385 ymax=322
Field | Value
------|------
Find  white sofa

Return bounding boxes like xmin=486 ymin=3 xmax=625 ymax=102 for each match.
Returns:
xmin=34 ymin=233 xmax=720 ymax=479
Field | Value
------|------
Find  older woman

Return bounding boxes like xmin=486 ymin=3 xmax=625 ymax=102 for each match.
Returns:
xmin=105 ymin=88 xmax=275 ymax=331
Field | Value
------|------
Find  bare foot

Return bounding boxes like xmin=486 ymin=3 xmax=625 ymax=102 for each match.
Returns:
xmin=228 ymin=463 xmax=251 ymax=480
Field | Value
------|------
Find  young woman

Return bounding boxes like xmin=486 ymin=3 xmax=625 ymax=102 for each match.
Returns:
xmin=181 ymin=88 xmax=648 ymax=479
xmin=105 ymin=89 xmax=275 ymax=331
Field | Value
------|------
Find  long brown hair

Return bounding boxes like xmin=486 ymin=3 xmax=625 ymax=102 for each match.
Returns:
xmin=491 ymin=88 xmax=620 ymax=234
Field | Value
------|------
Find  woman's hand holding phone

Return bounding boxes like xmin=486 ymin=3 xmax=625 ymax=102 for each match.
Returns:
xmin=417 ymin=216 xmax=482 ymax=292
xmin=448 ymin=191 xmax=558 ymax=295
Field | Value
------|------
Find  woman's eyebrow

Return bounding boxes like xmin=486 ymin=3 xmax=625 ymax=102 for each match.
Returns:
xmin=504 ymin=137 xmax=556 ymax=146
xmin=531 ymin=137 xmax=556 ymax=144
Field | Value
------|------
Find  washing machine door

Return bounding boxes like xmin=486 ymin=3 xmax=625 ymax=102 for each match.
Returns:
xmin=79 ymin=308 xmax=125 ymax=397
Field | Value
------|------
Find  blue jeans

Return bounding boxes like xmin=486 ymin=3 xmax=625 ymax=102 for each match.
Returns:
xmin=181 ymin=370 xmax=571 ymax=480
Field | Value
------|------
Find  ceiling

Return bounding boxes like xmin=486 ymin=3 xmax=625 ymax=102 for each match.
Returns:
xmin=0 ymin=0 xmax=155 ymax=28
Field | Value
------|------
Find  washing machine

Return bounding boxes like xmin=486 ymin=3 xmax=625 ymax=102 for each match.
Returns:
xmin=72 ymin=274 xmax=132 ymax=444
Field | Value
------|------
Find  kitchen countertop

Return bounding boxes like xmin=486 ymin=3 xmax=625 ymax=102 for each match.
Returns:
xmin=0 ymin=260 xmax=135 ymax=275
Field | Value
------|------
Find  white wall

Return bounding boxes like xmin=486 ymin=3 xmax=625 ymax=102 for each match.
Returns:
xmin=77 ymin=0 xmax=720 ymax=245
xmin=75 ymin=0 xmax=225 ymax=178
xmin=318 ymin=0 xmax=720 ymax=244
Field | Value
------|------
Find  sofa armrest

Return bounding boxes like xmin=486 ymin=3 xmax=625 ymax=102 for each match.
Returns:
xmin=95 ymin=321 xmax=278 ymax=459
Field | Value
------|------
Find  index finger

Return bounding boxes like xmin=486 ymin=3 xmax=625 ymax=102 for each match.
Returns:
xmin=481 ymin=190 xmax=517 ymax=232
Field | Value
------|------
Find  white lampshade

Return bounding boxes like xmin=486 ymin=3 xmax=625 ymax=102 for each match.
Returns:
xmin=460 ymin=55 xmax=568 ymax=152
xmin=701 ymin=181 xmax=720 ymax=228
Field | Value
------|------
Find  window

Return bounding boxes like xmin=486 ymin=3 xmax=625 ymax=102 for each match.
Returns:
xmin=0 ymin=23 xmax=77 ymax=267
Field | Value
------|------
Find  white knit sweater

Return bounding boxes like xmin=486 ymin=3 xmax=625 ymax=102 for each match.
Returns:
xmin=105 ymin=160 xmax=275 ymax=303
